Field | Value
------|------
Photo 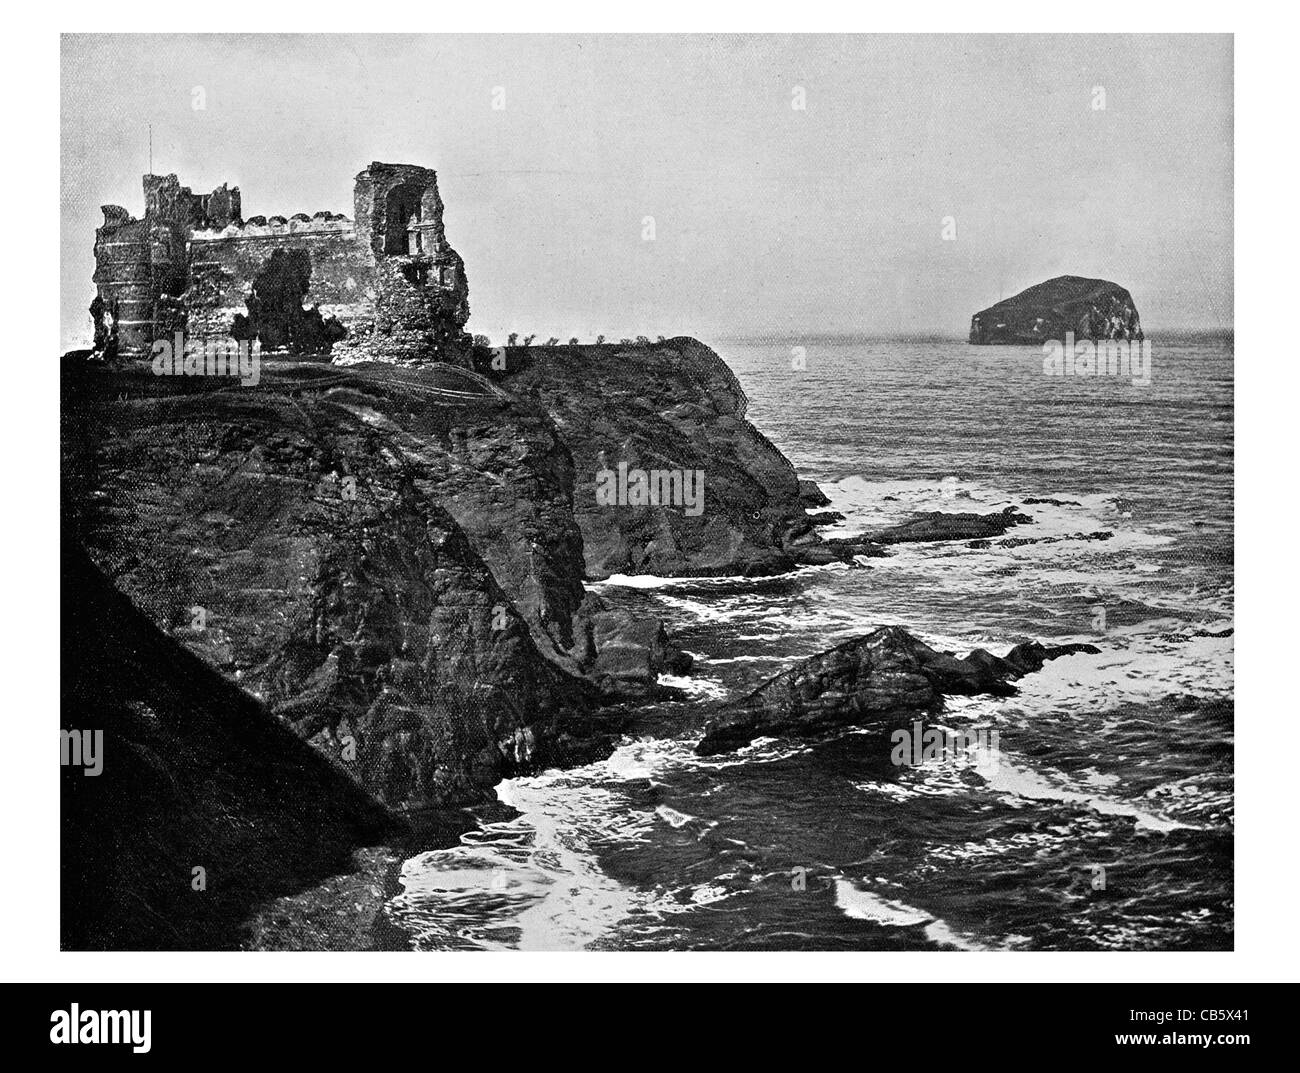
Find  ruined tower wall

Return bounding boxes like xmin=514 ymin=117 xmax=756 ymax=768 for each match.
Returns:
xmin=185 ymin=218 xmax=375 ymax=342
xmin=93 ymin=175 xmax=243 ymax=357
xmin=144 ymin=174 xmax=241 ymax=231
xmin=92 ymin=213 xmax=155 ymax=356
xmin=333 ymin=162 xmax=471 ymax=365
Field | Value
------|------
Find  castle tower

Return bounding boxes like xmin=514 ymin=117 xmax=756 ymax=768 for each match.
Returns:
xmin=340 ymin=162 xmax=471 ymax=365
xmin=91 ymin=174 xmax=241 ymax=358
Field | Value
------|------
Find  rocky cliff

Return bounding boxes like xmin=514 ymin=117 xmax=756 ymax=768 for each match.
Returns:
xmin=969 ymin=275 xmax=1143 ymax=345
xmin=61 ymin=542 xmax=399 ymax=950
xmin=62 ymin=357 xmax=633 ymax=812
xmin=477 ymin=338 xmax=836 ymax=577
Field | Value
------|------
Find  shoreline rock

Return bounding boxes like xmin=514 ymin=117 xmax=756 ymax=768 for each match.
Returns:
xmin=798 ymin=480 xmax=832 ymax=508
xmin=805 ymin=510 xmax=845 ymax=526
xmin=860 ymin=506 xmax=1031 ymax=545
xmin=696 ymin=625 xmax=1099 ymax=755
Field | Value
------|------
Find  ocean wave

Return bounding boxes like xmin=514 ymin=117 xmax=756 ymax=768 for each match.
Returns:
xmin=589 ymin=563 xmax=846 ymax=591
xmin=390 ymin=772 xmax=653 ymax=951
xmin=832 ymin=879 xmax=991 ymax=950
xmin=657 ymin=673 xmax=730 ymax=700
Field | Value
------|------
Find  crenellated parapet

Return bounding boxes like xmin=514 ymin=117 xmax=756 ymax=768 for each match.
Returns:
xmin=189 ymin=212 xmax=353 ymax=242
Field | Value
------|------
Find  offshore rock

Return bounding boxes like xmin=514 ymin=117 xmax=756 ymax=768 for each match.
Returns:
xmin=864 ymin=506 xmax=1032 ymax=545
xmin=696 ymin=625 xmax=1099 ymax=754
xmin=969 ymin=275 xmax=1143 ymax=345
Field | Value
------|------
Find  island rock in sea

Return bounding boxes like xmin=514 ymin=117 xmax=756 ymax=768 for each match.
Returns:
xmin=696 ymin=626 xmax=1100 ymax=755
xmin=968 ymin=275 xmax=1143 ymax=345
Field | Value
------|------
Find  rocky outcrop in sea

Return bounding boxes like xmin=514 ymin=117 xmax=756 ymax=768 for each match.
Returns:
xmin=696 ymin=626 xmax=1100 ymax=755
xmin=969 ymin=275 xmax=1143 ymax=345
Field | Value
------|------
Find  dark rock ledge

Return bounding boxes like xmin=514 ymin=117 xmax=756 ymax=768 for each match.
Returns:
xmin=864 ymin=506 xmax=1032 ymax=545
xmin=696 ymin=626 xmax=1099 ymax=755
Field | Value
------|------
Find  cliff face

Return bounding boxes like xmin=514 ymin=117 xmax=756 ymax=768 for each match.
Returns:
xmin=61 ymin=359 xmax=627 ymax=811
xmin=61 ymin=542 xmax=399 ymax=950
xmin=969 ymin=275 xmax=1143 ymax=345
xmin=61 ymin=337 xmax=828 ymax=809
xmin=480 ymin=338 xmax=829 ymax=578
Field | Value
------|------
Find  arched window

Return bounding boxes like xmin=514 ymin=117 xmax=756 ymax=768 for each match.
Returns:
xmin=383 ymin=182 xmax=425 ymax=256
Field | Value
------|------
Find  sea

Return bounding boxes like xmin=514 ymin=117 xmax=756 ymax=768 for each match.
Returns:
xmin=385 ymin=332 xmax=1234 ymax=951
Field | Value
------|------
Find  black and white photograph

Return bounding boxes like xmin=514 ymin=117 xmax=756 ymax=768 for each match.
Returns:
xmin=57 ymin=32 xmax=1234 ymax=954
xmin=6 ymin=9 xmax=1295 ymax=1052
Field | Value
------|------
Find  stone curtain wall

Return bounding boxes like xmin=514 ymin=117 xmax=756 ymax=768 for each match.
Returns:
xmin=186 ymin=218 xmax=374 ymax=345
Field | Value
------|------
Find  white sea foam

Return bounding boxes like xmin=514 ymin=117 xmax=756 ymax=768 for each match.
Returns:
xmin=982 ymin=756 xmax=1193 ymax=833
xmin=590 ymin=572 xmax=706 ymax=590
xmin=393 ymin=734 xmax=754 ymax=949
xmin=655 ymin=804 xmax=697 ymax=829
xmin=590 ymin=564 xmax=844 ymax=591
xmin=832 ymin=879 xmax=990 ymax=950
xmin=393 ymin=768 xmax=653 ymax=951
xmin=658 ymin=673 xmax=730 ymax=699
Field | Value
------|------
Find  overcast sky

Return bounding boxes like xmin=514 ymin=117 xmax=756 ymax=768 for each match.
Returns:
xmin=61 ymin=34 xmax=1232 ymax=349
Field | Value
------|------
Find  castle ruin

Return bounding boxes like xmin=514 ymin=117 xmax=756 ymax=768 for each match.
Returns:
xmin=91 ymin=161 xmax=472 ymax=365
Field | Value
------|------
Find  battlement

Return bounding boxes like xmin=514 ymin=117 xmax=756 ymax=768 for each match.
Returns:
xmin=90 ymin=162 xmax=471 ymax=366
xmin=190 ymin=213 xmax=354 ymax=242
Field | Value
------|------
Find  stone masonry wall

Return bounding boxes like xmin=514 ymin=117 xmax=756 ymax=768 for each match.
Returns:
xmin=185 ymin=218 xmax=375 ymax=344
